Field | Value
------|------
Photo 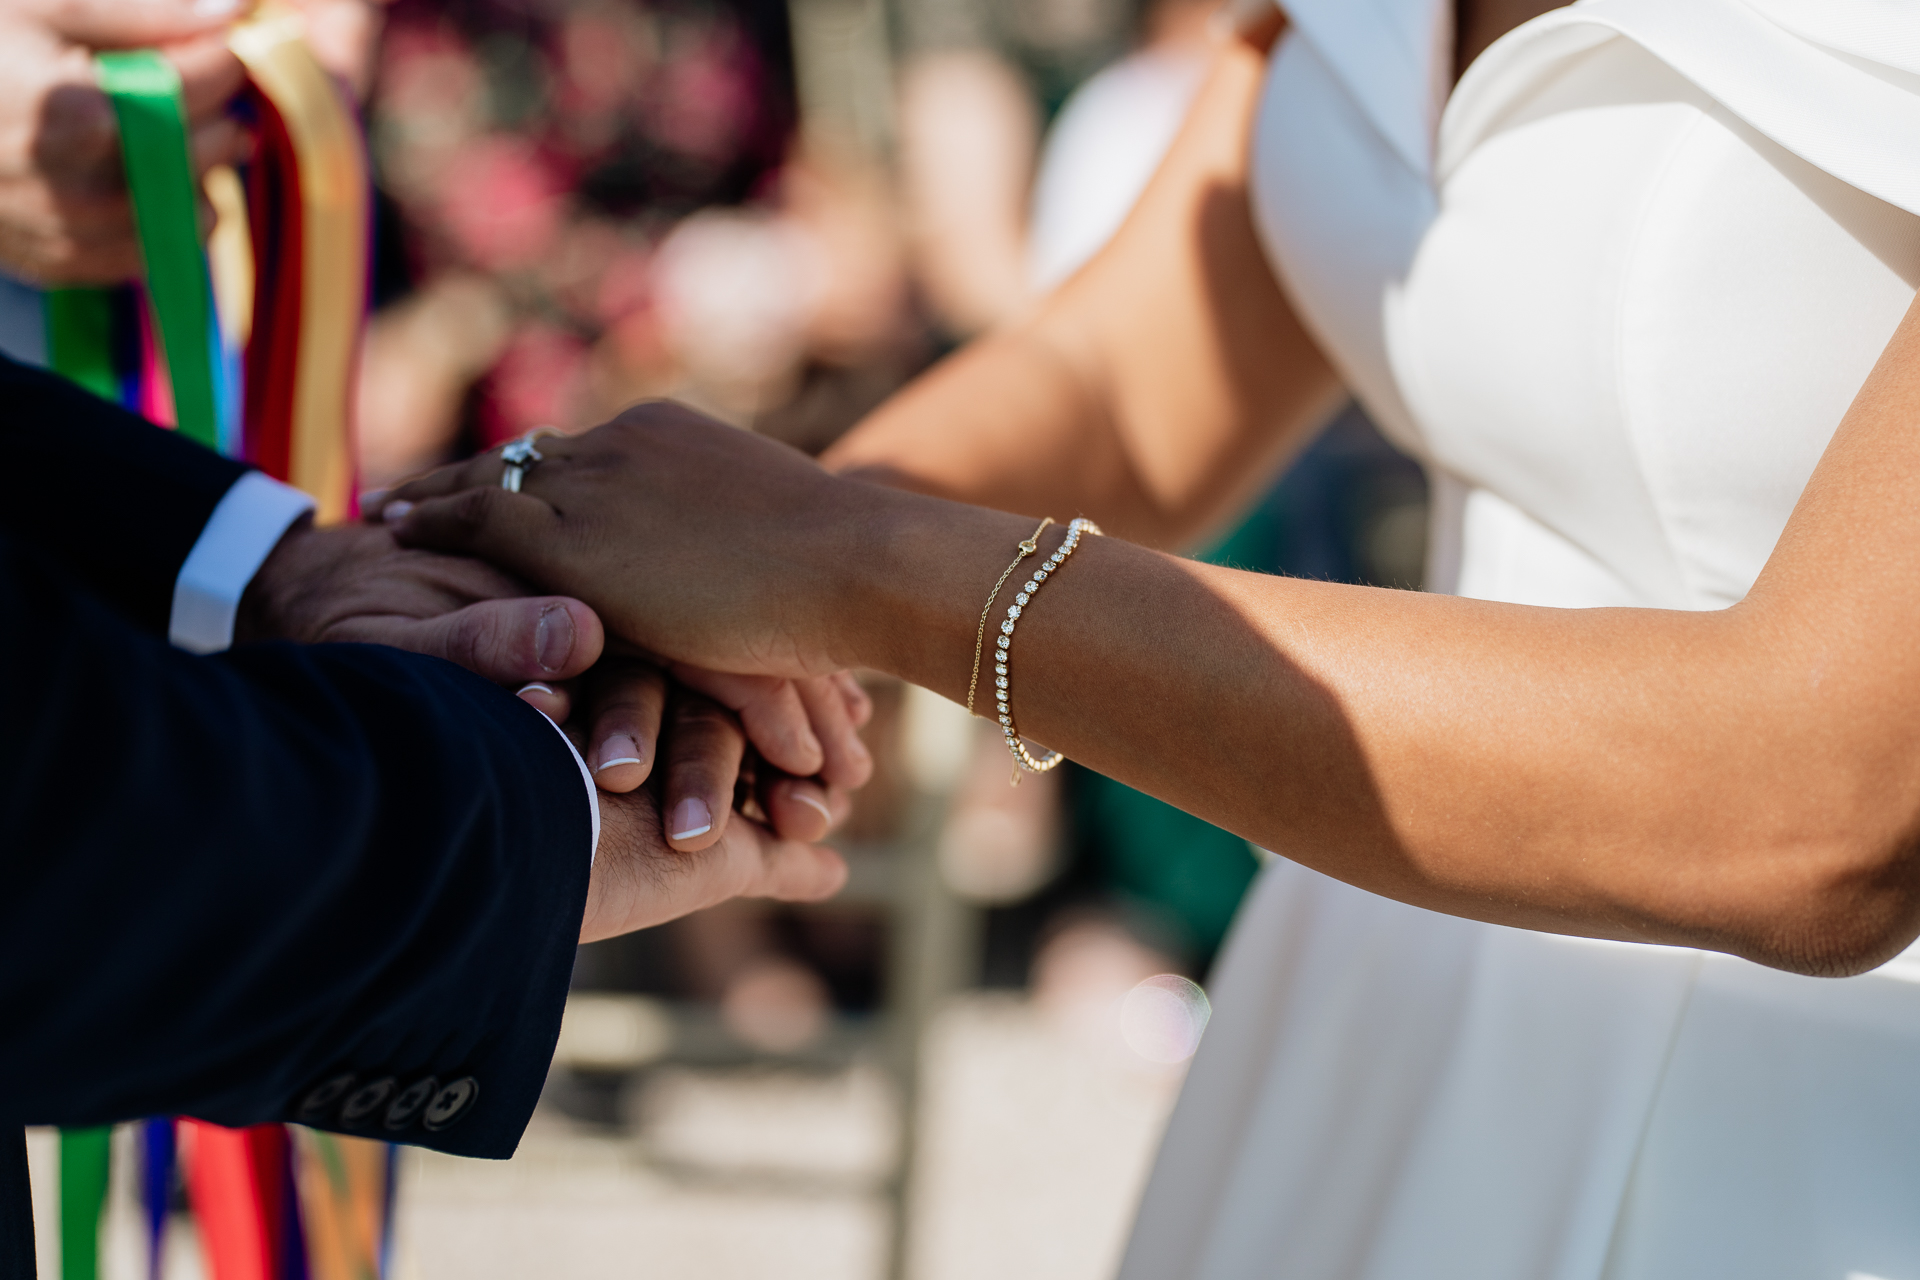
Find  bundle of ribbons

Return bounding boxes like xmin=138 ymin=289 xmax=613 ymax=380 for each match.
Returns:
xmin=51 ymin=6 xmax=391 ymax=1277
xmin=45 ymin=1 xmax=359 ymax=519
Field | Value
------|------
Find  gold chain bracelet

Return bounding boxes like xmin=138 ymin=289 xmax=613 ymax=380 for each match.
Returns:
xmin=988 ymin=517 xmax=1100 ymax=782
xmin=967 ymin=517 xmax=1053 ymax=717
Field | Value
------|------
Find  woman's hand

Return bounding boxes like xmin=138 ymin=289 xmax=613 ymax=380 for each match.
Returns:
xmin=563 ymin=668 xmax=856 ymax=945
xmin=378 ymin=402 xmax=878 ymax=679
xmin=667 ymin=665 xmax=874 ymax=796
xmin=583 ymin=782 xmax=848 ymax=944
xmin=576 ymin=660 xmax=866 ymax=850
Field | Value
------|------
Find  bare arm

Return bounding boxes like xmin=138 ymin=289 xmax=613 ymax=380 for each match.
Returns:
xmin=841 ymin=303 xmax=1920 ymax=977
xmin=823 ymin=27 xmax=1344 ymax=550
xmin=386 ymin=292 xmax=1920 ymax=976
xmin=380 ymin=0 xmax=1920 ymax=978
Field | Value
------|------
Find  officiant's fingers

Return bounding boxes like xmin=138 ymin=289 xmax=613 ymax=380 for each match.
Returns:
xmin=588 ymin=661 xmax=667 ymax=792
xmin=189 ymin=116 xmax=250 ymax=177
xmin=663 ymin=691 xmax=747 ymax=852
xmin=168 ymin=32 xmax=248 ymax=126
xmin=48 ymin=0 xmax=244 ymax=51
xmin=668 ymin=666 xmax=825 ymax=779
xmin=796 ymin=676 xmax=872 ymax=790
xmin=761 ymin=778 xmax=852 ymax=844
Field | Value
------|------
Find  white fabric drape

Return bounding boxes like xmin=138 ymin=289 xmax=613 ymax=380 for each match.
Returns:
xmin=1117 ymin=2 xmax=1920 ymax=1277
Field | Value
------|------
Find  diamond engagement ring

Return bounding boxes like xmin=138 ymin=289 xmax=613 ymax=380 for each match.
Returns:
xmin=499 ymin=426 xmax=564 ymax=492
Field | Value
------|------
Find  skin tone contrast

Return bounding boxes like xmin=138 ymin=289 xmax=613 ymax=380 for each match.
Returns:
xmin=239 ymin=519 xmax=854 ymax=937
xmin=382 ymin=1 xmax=1920 ymax=977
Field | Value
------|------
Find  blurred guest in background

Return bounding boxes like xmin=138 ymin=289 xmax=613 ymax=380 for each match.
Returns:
xmin=356 ymin=0 xmax=926 ymax=485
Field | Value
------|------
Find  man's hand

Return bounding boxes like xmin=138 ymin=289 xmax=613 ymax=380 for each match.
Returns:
xmin=0 ymin=0 xmax=250 ymax=284
xmin=583 ymin=784 xmax=847 ymax=942
xmin=237 ymin=520 xmax=866 ymax=852
xmin=237 ymin=518 xmax=604 ymax=690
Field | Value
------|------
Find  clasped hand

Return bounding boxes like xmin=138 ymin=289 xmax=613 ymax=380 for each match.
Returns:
xmin=242 ymin=516 xmax=864 ymax=942
xmin=378 ymin=401 xmax=884 ymax=681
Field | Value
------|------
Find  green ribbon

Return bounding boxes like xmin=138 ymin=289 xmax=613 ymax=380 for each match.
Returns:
xmin=49 ymin=50 xmax=219 ymax=1280
xmin=42 ymin=289 xmax=117 ymax=401
xmin=59 ymin=1127 xmax=112 ymax=1280
xmin=94 ymin=49 xmax=219 ymax=449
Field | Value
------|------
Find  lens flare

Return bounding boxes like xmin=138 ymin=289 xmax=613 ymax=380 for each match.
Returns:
xmin=1119 ymin=974 xmax=1212 ymax=1063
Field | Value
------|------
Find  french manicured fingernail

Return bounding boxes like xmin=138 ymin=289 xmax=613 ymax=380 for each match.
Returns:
xmin=381 ymin=500 xmax=413 ymax=523
xmin=535 ymin=604 xmax=574 ymax=673
xmin=669 ymin=798 xmax=713 ymax=842
xmin=594 ymin=734 xmax=643 ymax=773
xmin=517 ymin=682 xmax=556 ymax=701
xmin=791 ymin=788 xmax=834 ymax=825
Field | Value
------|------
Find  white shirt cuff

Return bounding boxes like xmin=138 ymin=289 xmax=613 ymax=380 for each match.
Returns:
xmin=534 ymin=707 xmax=602 ymax=865
xmin=169 ymin=472 xmax=316 ymax=654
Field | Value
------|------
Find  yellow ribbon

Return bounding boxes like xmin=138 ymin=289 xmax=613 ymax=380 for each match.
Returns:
xmin=229 ymin=4 xmax=368 ymax=523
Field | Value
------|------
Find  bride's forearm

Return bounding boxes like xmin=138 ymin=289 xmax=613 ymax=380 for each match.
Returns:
xmin=823 ymin=35 xmax=1343 ymax=551
xmin=382 ymin=304 xmax=1920 ymax=978
xmin=840 ymin=487 xmax=1920 ymax=977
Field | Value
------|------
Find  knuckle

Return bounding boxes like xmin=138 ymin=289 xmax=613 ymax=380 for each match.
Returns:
xmin=451 ymin=486 xmax=503 ymax=530
xmin=40 ymin=95 xmax=118 ymax=170
xmin=597 ymin=683 xmax=664 ymax=720
xmin=674 ymin=705 xmax=745 ymax=746
xmin=673 ymin=692 xmax=735 ymax=726
xmin=453 ymin=613 xmax=494 ymax=674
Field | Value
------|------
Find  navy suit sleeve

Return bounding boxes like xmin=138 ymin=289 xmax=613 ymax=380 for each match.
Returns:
xmin=0 ymin=353 xmax=251 ymax=633
xmin=0 ymin=532 xmax=592 ymax=1159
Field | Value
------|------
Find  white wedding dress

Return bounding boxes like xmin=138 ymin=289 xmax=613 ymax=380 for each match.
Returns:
xmin=1117 ymin=2 xmax=1920 ymax=1277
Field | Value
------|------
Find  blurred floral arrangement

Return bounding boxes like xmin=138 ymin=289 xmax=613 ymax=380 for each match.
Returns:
xmin=357 ymin=0 xmax=912 ymax=488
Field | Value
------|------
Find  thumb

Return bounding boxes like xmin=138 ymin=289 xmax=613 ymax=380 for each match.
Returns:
xmin=44 ymin=0 xmax=244 ymax=48
xmin=335 ymin=597 xmax=605 ymax=684
xmin=746 ymin=836 xmax=850 ymax=903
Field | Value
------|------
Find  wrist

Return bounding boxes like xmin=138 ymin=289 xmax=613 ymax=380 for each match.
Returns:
xmin=234 ymin=514 xmax=318 ymax=644
xmin=844 ymin=486 xmax=1049 ymax=698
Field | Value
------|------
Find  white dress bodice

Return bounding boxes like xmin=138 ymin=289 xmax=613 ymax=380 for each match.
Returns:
xmin=1253 ymin=0 xmax=1920 ymax=610
xmin=1119 ymin=3 xmax=1920 ymax=1278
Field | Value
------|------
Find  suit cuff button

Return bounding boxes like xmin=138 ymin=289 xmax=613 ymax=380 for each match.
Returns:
xmin=341 ymin=1077 xmax=397 ymax=1125
xmin=421 ymin=1076 xmax=480 ymax=1132
xmin=384 ymin=1076 xmax=439 ymax=1131
xmin=295 ymin=1074 xmax=357 ymax=1124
